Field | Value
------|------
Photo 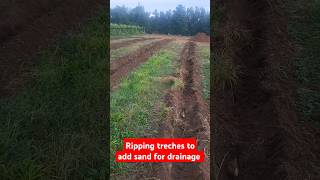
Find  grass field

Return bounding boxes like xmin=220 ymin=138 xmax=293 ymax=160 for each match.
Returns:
xmin=110 ymin=46 xmax=177 ymax=174
xmin=0 ymin=10 xmax=108 ymax=179
xmin=110 ymin=36 xmax=210 ymax=177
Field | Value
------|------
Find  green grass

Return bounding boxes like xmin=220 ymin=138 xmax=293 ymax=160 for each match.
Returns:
xmin=197 ymin=44 xmax=210 ymax=100
xmin=286 ymin=0 xmax=320 ymax=124
xmin=110 ymin=47 xmax=178 ymax=175
xmin=0 ymin=10 xmax=108 ymax=179
xmin=110 ymin=23 xmax=144 ymax=37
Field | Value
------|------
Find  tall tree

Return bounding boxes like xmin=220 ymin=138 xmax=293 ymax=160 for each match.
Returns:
xmin=130 ymin=5 xmax=148 ymax=27
xmin=110 ymin=5 xmax=129 ymax=24
xmin=171 ymin=5 xmax=188 ymax=35
xmin=110 ymin=5 xmax=210 ymax=36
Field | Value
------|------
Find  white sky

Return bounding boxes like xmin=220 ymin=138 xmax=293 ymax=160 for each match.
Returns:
xmin=110 ymin=0 xmax=210 ymax=12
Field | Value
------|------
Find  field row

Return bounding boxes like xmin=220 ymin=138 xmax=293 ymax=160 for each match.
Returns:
xmin=110 ymin=35 xmax=210 ymax=178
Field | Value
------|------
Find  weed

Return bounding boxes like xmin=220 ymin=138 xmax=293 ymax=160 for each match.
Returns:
xmin=172 ymin=78 xmax=185 ymax=90
xmin=212 ymin=50 xmax=241 ymax=91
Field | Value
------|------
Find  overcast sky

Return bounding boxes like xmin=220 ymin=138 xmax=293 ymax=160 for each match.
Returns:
xmin=110 ymin=0 xmax=210 ymax=12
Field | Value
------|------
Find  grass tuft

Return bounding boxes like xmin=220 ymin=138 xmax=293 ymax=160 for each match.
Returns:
xmin=212 ymin=50 xmax=241 ymax=91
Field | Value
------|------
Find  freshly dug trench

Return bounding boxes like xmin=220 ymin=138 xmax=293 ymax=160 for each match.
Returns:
xmin=212 ymin=0 xmax=320 ymax=179
xmin=110 ymin=39 xmax=173 ymax=90
xmin=159 ymin=41 xmax=210 ymax=180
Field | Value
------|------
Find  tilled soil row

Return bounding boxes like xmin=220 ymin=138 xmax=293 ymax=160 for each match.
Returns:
xmin=110 ymin=39 xmax=173 ymax=90
xmin=213 ymin=0 xmax=320 ymax=179
xmin=110 ymin=37 xmax=158 ymax=50
xmin=159 ymin=41 xmax=210 ymax=180
xmin=0 ymin=0 xmax=102 ymax=97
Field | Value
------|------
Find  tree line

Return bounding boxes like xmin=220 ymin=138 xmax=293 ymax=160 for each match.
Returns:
xmin=110 ymin=5 xmax=210 ymax=36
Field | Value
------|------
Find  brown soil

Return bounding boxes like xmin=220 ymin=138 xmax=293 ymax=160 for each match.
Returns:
xmin=110 ymin=37 xmax=158 ymax=50
xmin=192 ymin=33 xmax=210 ymax=43
xmin=158 ymin=41 xmax=210 ymax=180
xmin=110 ymin=39 xmax=173 ymax=90
xmin=0 ymin=0 xmax=103 ymax=97
xmin=213 ymin=0 xmax=320 ymax=179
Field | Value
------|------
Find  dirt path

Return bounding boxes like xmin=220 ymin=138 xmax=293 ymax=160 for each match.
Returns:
xmin=0 ymin=0 xmax=102 ymax=97
xmin=110 ymin=39 xmax=173 ymax=90
xmin=110 ymin=37 xmax=158 ymax=50
xmin=159 ymin=41 xmax=210 ymax=180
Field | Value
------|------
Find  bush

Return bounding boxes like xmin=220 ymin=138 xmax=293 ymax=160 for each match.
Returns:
xmin=110 ymin=23 xmax=144 ymax=36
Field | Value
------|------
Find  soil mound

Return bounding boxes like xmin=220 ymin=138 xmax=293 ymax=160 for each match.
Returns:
xmin=192 ymin=33 xmax=210 ymax=43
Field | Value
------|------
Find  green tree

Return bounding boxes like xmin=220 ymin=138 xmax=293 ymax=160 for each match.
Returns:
xmin=130 ymin=5 xmax=148 ymax=27
xmin=110 ymin=6 xmax=129 ymax=24
xmin=171 ymin=5 xmax=188 ymax=35
xmin=110 ymin=4 xmax=210 ymax=36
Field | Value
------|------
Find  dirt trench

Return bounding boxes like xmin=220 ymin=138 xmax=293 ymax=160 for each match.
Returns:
xmin=110 ymin=39 xmax=173 ymax=90
xmin=0 ymin=0 xmax=103 ymax=97
xmin=213 ymin=0 xmax=320 ymax=179
xmin=158 ymin=41 xmax=210 ymax=180
xmin=110 ymin=37 xmax=158 ymax=50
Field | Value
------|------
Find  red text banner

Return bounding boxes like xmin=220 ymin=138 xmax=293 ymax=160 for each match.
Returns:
xmin=116 ymin=138 xmax=205 ymax=162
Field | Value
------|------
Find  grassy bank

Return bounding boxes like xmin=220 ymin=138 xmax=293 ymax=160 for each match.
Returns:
xmin=110 ymin=43 xmax=180 ymax=175
xmin=286 ymin=0 xmax=320 ymax=124
xmin=197 ymin=44 xmax=210 ymax=100
xmin=0 ymin=10 xmax=108 ymax=179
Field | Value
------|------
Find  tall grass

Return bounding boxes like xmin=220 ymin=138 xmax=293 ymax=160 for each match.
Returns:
xmin=197 ymin=44 xmax=210 ymax=100
xmin=0 ymin=10 xmax=108 ymax=179
xmin=212 ymin=50 xmax=240 ymax=92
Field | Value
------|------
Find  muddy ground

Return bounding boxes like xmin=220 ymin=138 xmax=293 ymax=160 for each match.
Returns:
xmin=110 ymin=39 xmax=173 ymax=90
xmin=0 ymin=0 xmax=103 ymax=97
xmin=212 ymin=0 xmax=320 ymax=179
